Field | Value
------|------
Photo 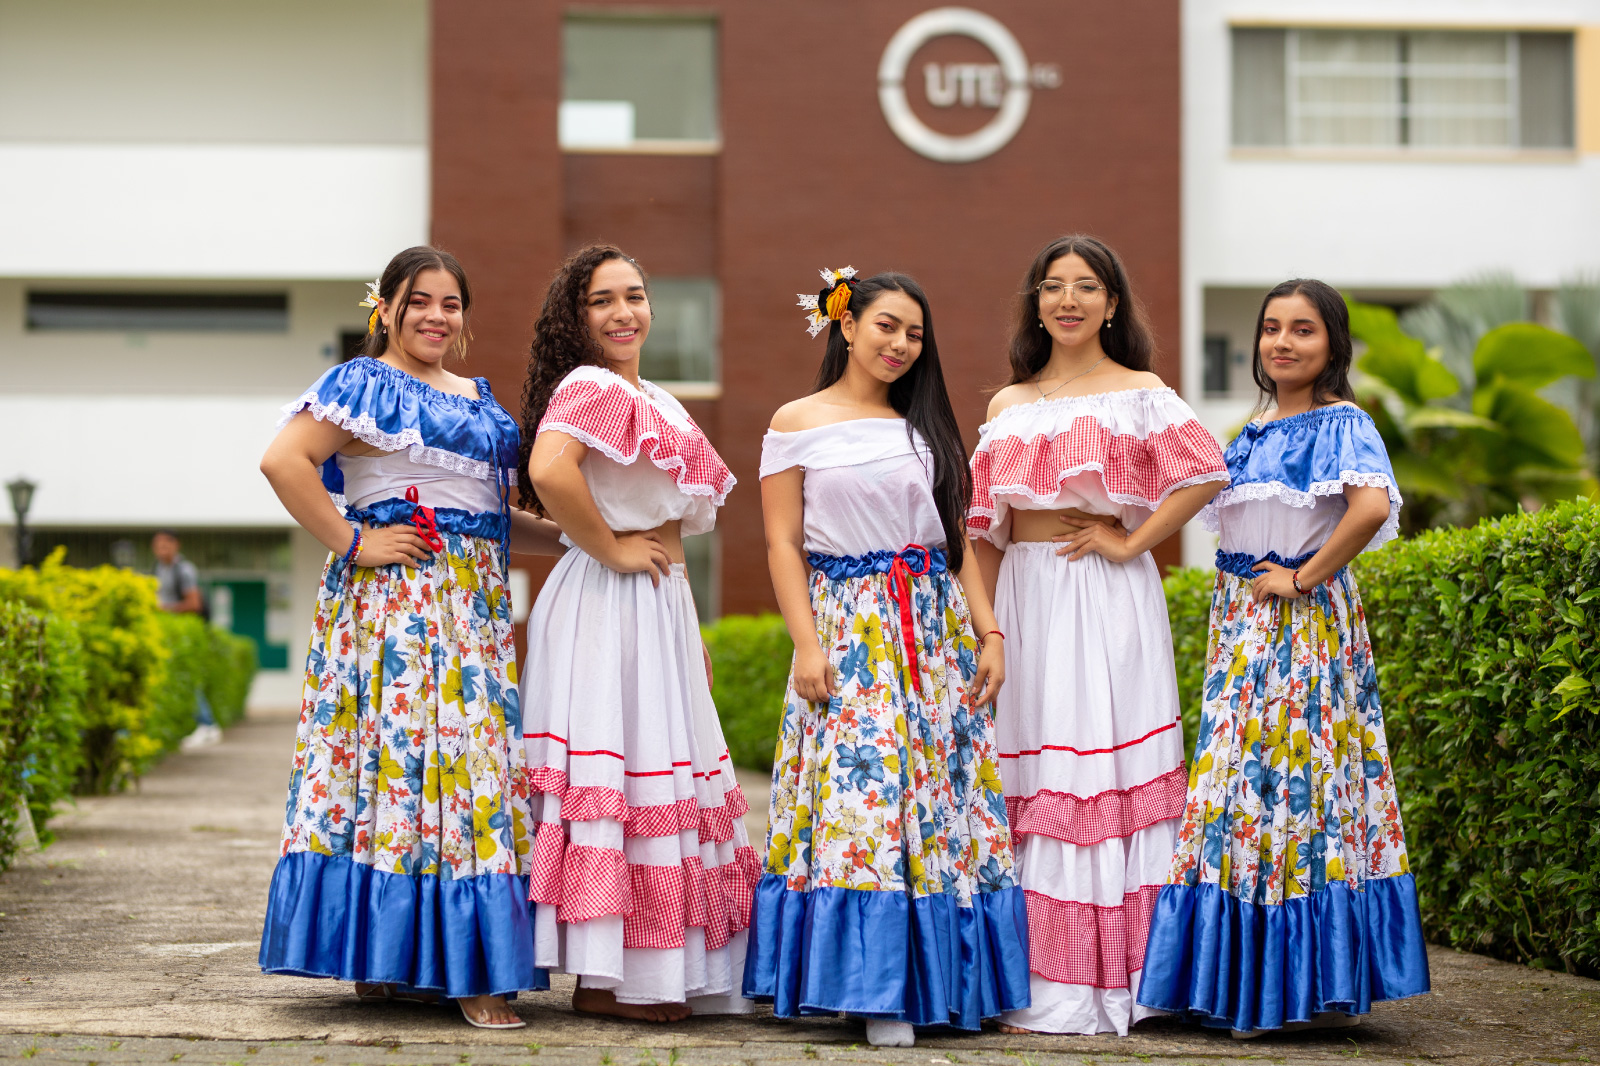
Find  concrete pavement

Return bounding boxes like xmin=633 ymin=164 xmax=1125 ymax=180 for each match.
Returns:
xmin=0 ymin=710 xmax=1596 ymax=1065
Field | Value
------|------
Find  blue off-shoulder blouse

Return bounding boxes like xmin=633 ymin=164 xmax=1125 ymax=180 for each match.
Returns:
xmin=277 ymin=357 xmax=520 ymax=500
xmin=1199 ymin=404 xmax=1402 ymax=555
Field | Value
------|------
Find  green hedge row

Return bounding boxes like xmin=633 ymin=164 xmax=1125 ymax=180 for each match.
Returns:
xmin=703 ymin=613 xmax=792 ymax=772
xmin=1355 ymin=500 xmax=1600 ymax=976
xmin=0 ymin=549 xmax=259 ymax=864
xmin=0 ymin=601 xmax=87 ymax=869
xmin=710 ymin=502 xmax=1600 ymax=977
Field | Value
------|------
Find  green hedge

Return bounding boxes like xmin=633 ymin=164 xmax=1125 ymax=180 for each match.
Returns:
xmin=0 ymin=601 xmax=87 ymax=866
xmin=0 ymin=548 xmax=259 ymax=802
xmin=1162 ymin=565 xmax=1213 ymax=762
xmin=1165 ymin=500 xmax=1600 ymax=977
xmin=704 ymin=613 xmax=793 ymax=772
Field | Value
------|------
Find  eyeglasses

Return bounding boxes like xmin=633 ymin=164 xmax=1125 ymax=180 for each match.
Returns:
xmin=1034 ymin=280 xmax=1106 ymax=303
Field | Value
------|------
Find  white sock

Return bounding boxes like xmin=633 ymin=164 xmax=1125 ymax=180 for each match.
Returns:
xmin=865 ymin=1020 xmax=915 ymax=1047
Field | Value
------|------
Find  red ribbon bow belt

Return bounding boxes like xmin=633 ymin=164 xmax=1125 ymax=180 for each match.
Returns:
xmin=406 ymin=486 xmax=446 ymax=552
xmin=885 ymin=544 xmax=932 ymax=697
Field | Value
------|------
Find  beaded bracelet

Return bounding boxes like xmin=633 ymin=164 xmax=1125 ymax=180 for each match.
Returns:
xmin=343 ymin=527 xmax=363 ymax=565
xmin=1291 ymin=570 xmax=1305 ymax=595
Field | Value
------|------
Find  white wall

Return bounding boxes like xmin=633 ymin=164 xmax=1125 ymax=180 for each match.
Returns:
xmin=0 ymin=143 xmax=427 ymax=280
xmin=0 ymin=0 xmax=426 ymax=145
xmin=1180 ymin=0 xmax=1600 ymax=566
xmin=0 ymin=0 xmax=429 ymax=279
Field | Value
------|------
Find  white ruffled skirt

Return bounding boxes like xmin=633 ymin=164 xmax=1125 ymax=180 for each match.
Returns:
xmin=993 ymin=543 xmax=1187 ymax=1036
xmin=520 ymin=549 xmax=760 ymax=1008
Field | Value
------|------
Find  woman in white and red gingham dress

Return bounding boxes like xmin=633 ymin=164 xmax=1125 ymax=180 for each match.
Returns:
xmin=968 ymin=388 xmax=1227 ymax=1035
xmin=520 ymin=362 xmax=760 ymax=1011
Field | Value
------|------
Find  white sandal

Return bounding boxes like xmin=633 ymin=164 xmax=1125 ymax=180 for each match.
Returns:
xmin=457 ymin=998 xmax=526 ymax=1030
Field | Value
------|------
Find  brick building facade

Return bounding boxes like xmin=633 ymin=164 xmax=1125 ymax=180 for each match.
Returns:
xmin=431 ymin=0 xmax=1182 ymax=613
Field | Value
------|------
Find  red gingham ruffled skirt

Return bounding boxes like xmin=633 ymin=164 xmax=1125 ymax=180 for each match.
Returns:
xmin=520 ymin=548 xmax=760 ymax=1007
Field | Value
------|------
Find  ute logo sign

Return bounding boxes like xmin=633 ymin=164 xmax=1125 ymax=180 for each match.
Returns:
xmin=877 ymin=7 xmax=1059 ymax=163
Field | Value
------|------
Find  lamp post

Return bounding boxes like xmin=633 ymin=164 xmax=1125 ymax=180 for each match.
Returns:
xmin=7 ymin=477 xmax=36 ymax=568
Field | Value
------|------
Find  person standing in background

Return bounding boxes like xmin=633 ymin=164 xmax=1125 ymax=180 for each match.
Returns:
xmin=152 ymin=530 xmax=220 ymax=750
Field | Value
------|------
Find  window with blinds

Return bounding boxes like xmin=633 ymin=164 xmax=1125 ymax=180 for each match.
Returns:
xmin=1232 ymin=28 xmax=1574 ymax=150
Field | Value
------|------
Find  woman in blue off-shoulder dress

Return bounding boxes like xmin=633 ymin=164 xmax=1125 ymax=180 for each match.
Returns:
xmin=256 ymin=247 xmax=566 ymax=1029
xmin=1137 ymin=279 xmax=1431 ymax=1037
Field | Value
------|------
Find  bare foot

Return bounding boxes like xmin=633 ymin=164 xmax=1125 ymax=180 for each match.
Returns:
xmin=999 ymin=1023 xmax=1042 ymax=1035
xmin=458 ymin=995 xmax=520 ymax=1027
xmin=573 ymin=987 xmax=692 ymax=1022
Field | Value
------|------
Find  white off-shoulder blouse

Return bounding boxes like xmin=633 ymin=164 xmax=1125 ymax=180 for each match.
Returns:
xmin=759 ymin=418 xmax=946 ymax=557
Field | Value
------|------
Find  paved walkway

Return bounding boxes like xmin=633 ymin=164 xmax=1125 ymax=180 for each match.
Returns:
xmin=1 ymin=711 xmax=1596 ymax=1066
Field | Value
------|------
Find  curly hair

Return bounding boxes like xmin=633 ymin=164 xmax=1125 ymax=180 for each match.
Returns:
xmin=516 ymin=244 xmax=648 ymax=513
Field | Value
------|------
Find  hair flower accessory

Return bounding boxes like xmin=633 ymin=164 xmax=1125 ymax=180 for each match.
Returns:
xmin=358 ymin=278 xmax=383 ymax=334
xmin=797 ymin=266 xmax=858 ymax=337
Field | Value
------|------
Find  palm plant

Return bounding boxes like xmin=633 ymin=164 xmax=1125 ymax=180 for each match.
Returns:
xmin=1553 ymin=275 xmax=1600 ymax=459
xmin=1348 ymin=284 xmax=1595 ymax=534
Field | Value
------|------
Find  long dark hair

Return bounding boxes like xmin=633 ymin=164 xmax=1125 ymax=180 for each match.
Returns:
xmin=517 ymin=244 xmax=649 ymax=513
xmin=1006 ymin=234 xmax=1156 ymax=384
xmin=358 ymin=245 xmax=472 ymax=360
xmin=1251 ymin=278 xmax=1357 ymax=409
xmin=814 ymin=272 xmax=972 ymax=570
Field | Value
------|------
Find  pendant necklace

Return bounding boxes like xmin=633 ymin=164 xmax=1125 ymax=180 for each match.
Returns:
xmin=1035 ymin=355 xmax=1108 ymax=400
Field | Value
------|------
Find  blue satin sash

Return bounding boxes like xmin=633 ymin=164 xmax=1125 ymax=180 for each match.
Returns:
xmin=807 ymin=546 xmax=949 ymax=579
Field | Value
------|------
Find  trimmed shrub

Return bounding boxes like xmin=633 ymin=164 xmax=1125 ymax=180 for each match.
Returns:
xmin=0 ymin=549 xmax=259 ymax=796
xmin=0 ymin=549 xmax=172 ymax=792
xmin=157 ymin=613 xmax=258 ymax=734
xmin=0 ymin=602 xmax=87 ymax=867
xmin=704 ymin=613 xmax=793 ymax=772
xmin=1164 ymin=499 xmax=1600 ymax=977
xmin=1162 ymin=564 xmax=1213 ymax=761
xmin=1357 ymin=500 xmax=1600 ymax=976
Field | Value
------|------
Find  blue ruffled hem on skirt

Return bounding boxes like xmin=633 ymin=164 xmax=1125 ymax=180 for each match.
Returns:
xmin=258 ymin=850 xmax=548 ymax=998
xmin=1135 ymin=874 xmax=1430 ymax=1031
xmin=741 ymin=874 xmax=1032 ymax=1029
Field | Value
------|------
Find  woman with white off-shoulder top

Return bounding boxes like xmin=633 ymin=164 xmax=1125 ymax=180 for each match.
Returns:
xmin=742 ymin=268 xmax=1031 ymax=1048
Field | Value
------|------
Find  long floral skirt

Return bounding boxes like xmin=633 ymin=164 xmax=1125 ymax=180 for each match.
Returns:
xmin=258 ymin=533 xmax=545 ymax=998
xmin=522 ymin=550 xmax=759 ymax=1009
xmin=1136 ymin=568 xmax=1430 ymax=1031
xmin=742 ymin=552 xmax=1032 ymax=1029
xmin=994 ymin=543 xmax=1188 ymax=1036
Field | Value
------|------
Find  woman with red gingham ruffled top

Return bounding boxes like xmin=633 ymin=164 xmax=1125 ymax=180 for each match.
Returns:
xmin=969 ymin=236 xmax=1229 ymax=1036
xmin=517 ymin=246 xmax=759 ymax=1022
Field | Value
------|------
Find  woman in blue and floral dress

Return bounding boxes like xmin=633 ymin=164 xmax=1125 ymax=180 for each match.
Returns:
xmin=257 ymin=246 xmax=566 ymax=1029
xmin=742 ymin=269 xmax=1031 ymax=1048
xmin=1137 ymin=279 xmax=1431 ymax=1036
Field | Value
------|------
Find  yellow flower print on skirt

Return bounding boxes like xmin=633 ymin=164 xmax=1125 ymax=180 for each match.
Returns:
xmin=745 ymin=553 xmax=1032 ymax=1030
xmin=259 ymin=530 xmax=544 ymax=998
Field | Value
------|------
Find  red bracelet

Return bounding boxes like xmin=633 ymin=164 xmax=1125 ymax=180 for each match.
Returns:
xmin=980 ymin=629 xmax=1005 ymax=642
xmin=1291 ymin=570 xmax=1306 ymax=595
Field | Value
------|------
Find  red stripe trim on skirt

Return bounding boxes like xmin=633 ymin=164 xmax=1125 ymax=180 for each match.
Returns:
xmin=523 ymin=767 xmax=750 ymax=843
